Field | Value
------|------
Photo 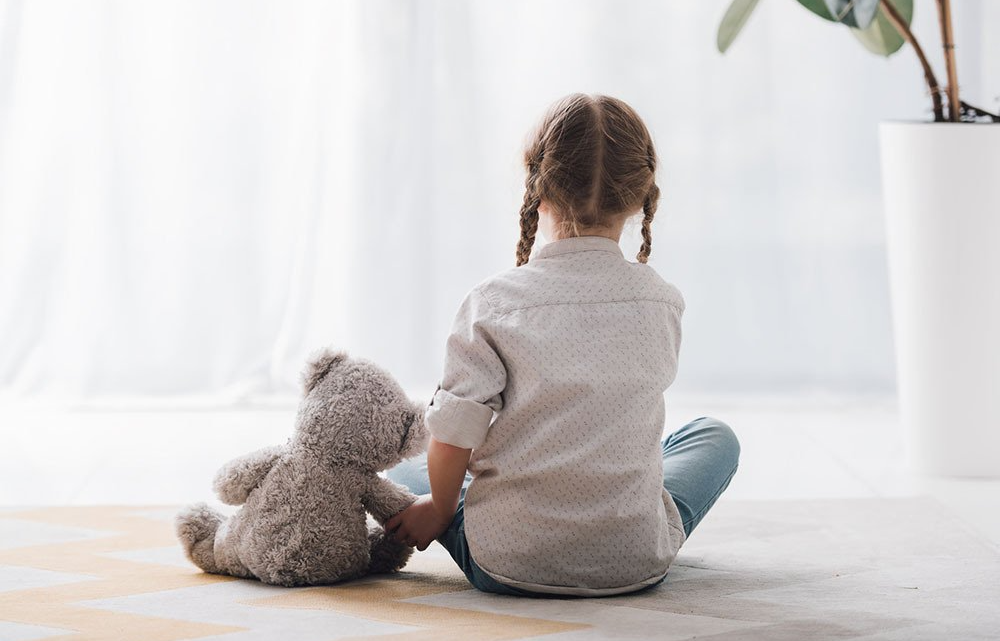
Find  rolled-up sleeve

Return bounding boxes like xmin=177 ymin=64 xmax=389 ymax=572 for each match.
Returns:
xmin=426 ymin=287 xmax=506 ymax=449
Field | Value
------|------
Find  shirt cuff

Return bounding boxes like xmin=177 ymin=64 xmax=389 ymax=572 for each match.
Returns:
xmin=425 ymin=387 xmax=494 ymax=449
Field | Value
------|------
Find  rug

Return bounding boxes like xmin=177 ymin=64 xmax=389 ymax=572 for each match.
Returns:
xmin=1 ymin=499 xmax=997 ymax=640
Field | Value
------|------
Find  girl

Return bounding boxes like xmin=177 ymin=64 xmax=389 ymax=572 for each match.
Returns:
xmin=386 ymin=94 xmax=740 ymax=597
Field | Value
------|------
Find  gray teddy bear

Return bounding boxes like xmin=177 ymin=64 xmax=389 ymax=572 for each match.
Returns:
xmin=175 ymin=349 xmax=428 ymax=586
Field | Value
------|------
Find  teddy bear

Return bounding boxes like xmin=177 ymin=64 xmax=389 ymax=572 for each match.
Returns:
xmin=175 ymin=348 xmax=428 ymax=586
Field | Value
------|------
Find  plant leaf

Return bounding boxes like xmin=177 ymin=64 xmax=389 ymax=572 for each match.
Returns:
xmin=717 ymin=0 xmax=762 ymax=53
xmin=822 ymin=0 xmax=880 ymax=28
xmin=795 ymin=0 xmax=836 ymax=21
xmin=851 ymin=0 xmax=913 ymax=56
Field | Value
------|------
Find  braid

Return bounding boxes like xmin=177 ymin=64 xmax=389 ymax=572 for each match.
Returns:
xmin=515 ymin=170 xmax=541 ymax=266
xmin=637 ymin=182 xmax=659 ymax=264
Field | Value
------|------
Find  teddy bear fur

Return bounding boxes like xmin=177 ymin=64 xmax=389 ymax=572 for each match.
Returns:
xmin=175 ymin=349 xmax=429 ymax=586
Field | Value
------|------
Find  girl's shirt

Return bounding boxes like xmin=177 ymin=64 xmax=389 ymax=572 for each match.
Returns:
xmin=426 ymin=235 xmax=686 ymax=596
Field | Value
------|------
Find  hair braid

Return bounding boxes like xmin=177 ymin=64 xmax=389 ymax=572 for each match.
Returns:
xmin=637 ymin=182 xmax=659 ymax=264
xmin=515 ymin=169 xmax=541 ymax=266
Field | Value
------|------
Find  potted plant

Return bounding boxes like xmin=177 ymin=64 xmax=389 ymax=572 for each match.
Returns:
xmin=717 ymin=0 xmax=1000 ymax=477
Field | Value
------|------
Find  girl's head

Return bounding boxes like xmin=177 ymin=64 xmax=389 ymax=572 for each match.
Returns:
xmin=516 ymin=94 xmax=659 ymax=266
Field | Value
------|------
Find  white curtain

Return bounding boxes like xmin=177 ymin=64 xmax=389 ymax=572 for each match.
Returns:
xmin=1 ymin=0 xmax=997 ymax=405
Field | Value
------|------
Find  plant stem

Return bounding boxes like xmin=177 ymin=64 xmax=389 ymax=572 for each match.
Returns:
xmin=881 ymin=0 xmax=945 ymax=122
xmin=935 ymin=0 xmax=960 ymax=121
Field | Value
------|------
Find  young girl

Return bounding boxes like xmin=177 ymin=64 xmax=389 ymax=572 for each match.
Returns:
xmin=385 ymin=94 xmax=740 ymax=597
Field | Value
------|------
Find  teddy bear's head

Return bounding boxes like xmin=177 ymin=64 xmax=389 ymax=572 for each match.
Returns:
xmin=293 ymin=348 xmax=428 ymax=471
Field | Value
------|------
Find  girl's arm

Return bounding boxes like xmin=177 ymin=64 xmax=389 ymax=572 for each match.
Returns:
xmin=387 ymin=287 xmax=503 ymax=550
xmin=427 ymin=437 xmax=472 ymax=519
xmin=386 ymin=437 xmax=471 ymax=550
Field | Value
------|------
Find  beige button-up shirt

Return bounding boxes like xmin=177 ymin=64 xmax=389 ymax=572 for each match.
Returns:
xmin=426 ymin=235 xmax=687 ymax=595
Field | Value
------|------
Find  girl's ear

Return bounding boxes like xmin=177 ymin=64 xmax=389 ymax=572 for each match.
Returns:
xmin=301 ymin=348 xmax=348 ymax=396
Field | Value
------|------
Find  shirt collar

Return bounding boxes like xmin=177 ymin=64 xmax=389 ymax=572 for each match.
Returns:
xmin=531 ymin=235 xmax=625 ymax=261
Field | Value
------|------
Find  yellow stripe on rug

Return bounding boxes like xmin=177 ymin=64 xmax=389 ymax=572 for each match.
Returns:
xmin=249 ymin=557 xmax=588 ymax=641
xmin=0 ymin=507 xmax=588 ymax=640
xmin=0 ymin=507 xmax=241 ymax=640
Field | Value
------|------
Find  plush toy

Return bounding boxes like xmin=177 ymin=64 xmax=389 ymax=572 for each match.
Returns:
xmin=175 ymin=349 xmax=428 ymax=586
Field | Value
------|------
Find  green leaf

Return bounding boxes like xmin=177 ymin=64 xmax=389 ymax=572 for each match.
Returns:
xmin=850 ymin=0 xmax=913 ymax=56
xmin=717 ymin=0 xmax=762 ymax=53
xmin=795 ymin=0 xmax=836 ymax=21
xmin=822 ymin=0 xmax=880 ymax=29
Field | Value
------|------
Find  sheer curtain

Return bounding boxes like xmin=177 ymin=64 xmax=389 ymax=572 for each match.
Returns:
xmin=1 ymin=0 xmax=997 ymax=405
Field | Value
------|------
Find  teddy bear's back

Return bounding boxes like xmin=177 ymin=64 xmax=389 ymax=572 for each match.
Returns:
xmin=231 ymin=457 xmax=372 ymax=585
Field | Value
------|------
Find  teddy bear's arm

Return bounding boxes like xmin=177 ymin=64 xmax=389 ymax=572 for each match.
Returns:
xmin=212 ymin=445 xmax=286 ymax=506
xmin=362 ymin=476 xmax=418 ymax=525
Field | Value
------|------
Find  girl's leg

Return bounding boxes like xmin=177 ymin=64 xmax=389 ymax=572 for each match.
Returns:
xmin=384 ymin=457 xmax=526 ymax=595
xmin=662 ymin=416 xmax=740 ymax=537
xmin=384 ymin=455 xmax=472 ymax=498
xmin=435 ymin=504 xmax=535 ymax=596
xmin=384 ymin=456 xmax=430 ymax=495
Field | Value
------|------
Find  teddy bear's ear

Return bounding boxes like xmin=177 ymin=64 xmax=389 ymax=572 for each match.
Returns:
xmin=301 ymin=348 xmax=348 ymax=396
xmin=399 ymin=403 xmax=429 ymax=456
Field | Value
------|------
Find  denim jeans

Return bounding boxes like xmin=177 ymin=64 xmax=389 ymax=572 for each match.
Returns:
xmin=385 ymin=416 xmax=740 ymax=596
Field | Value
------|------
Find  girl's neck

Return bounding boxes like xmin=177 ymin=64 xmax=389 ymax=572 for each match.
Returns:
xmin=547 ymin=228 xmax=622 ymax=243
xmin=538 ymin=207 xmax=625 ymax=243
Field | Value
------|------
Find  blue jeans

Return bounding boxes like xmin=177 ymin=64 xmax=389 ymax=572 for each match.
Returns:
xmin=385 ymin=416 xmax=740 ymax=597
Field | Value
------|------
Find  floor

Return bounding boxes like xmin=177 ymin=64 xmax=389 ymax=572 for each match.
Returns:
xmin=2 ymin=397 xmax=999 ymax=639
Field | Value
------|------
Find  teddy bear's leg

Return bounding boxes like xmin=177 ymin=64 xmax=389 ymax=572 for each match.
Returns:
xmin=176 ymin=503 xmax=253 ymax=578
xmin=211 ymin=519 xmax=257 ymax=580
xmin=176 ymin=503 xmax=223 ymax=573
xmin=176 ymin=503 xmax=254 ymax=579
xmin=367 ymin=523 xmax=413 ymax=574
xmin=176 ymin=503 xmax=257 ymax=579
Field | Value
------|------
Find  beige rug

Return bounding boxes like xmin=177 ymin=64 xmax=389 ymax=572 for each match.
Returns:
xmin=1 ymin=499 xmax=997 ymax=640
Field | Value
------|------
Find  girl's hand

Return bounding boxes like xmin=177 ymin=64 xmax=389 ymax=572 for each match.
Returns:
xmin=385 ymin=494 xmax=454 ymax=551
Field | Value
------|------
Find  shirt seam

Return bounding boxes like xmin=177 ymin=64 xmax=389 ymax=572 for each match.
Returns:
xmin=472 ymin=285 xmax=501 ymax=321
xmin=532 ymin=247 xmax=624 ymax=260
xmin=485 ymin=296 xmax=684 ymax=320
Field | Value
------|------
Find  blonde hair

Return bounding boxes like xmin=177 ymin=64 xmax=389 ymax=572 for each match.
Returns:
xmin=516 ymin=94 xmax=659 ymax=266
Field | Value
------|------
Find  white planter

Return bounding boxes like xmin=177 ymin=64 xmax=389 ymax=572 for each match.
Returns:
xmin=879 ymin=122 xmax=1000 ymax=477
